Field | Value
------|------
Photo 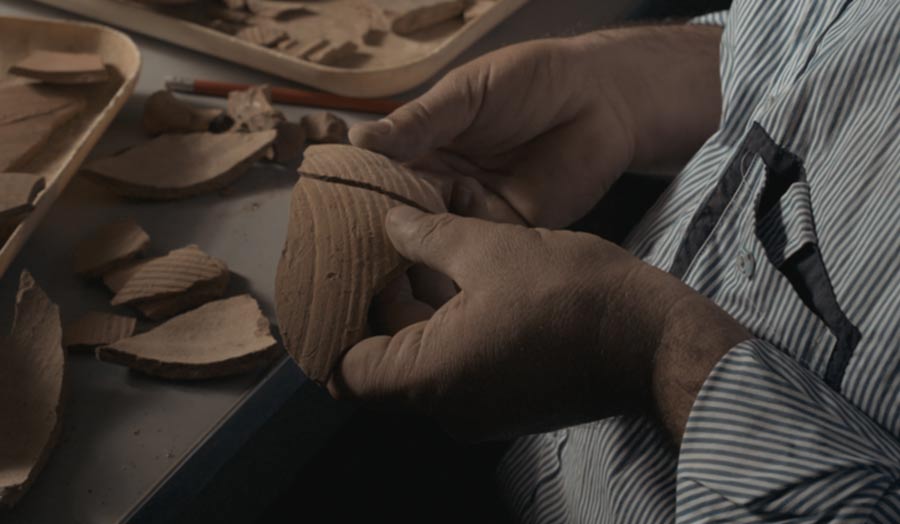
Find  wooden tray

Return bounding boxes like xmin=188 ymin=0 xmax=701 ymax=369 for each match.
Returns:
xmin=0 ymin=16 xmax=140 ymax=280
xmin=31 ymin=0 xmax=526 ymax=97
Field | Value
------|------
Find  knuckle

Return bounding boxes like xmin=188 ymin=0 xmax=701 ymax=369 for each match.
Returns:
xmin=414 ymin=212 xmax=455 ymax=251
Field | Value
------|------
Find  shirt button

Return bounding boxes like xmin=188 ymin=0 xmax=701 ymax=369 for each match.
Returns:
xmin=736 ymin=251 xmax=755 ymax=279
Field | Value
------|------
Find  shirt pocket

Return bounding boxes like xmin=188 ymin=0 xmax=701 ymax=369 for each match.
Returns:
xmin=745 ymin=179 xmax=836 ymax=378
xmin=748 ymin=129 xmax=861 ymax=391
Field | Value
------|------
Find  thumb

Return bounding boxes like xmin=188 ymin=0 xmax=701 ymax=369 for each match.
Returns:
xmin=348 ymin=70 xmax=481 ymax=161
xmin=385 ymin=205 xmax=507 ymax=289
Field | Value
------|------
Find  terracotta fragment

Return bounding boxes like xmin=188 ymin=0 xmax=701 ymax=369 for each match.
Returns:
xmin=132 ymin=279 xmax=230 ymax=320
xmin=372 ymin=0 xmax=465 ymax=35
xmin=63 ymin=312 xmax=136 ymax=351
xmin=271 ymin=121 xmax=307 ymax=166
xmin=226 ymin=85 xmax=285 ymax=132
xmin=212 ymin=18 xmax=243 ymax=35
xmin=0 ymin=98 xmax=84 ymax=172
xmin=0 ymin=271 xmax=64 ymax=509
xmin=102 ymin=259 xmax=153 ymax=294
xmin=207 ymin=5 xmax=251 ymax=24
xmin=246 ymin=0 xmax=312 ymax=20
xmin=109 ymin=244 xmax=230 ymax=319
xmin=303 ymin=39 xmax=357 ymax=66
xmin=8 ymin=50 xmax=108 ymax=85
xmin=275 ymin=37 xmax=301 ymax=54
xmin=275 ymin=144 xmax=446 ymax=382
xmin=97 ymin=294 xmax=278 ymax=380
xmin=235 ymin=25 xmax=289 ymax=47
xmin=102 ymin=256 xmax=227 ymax=319
xmin=362 ymin=12 xmax=389 ymax=46
xmin=292 ymin=38 xmax=327 ymax=59
xmin=300 ymin=111 xmax=348 ymax=143
xmin=72 ymin=219 xmax=150 ymax=277
xmin=82 ymin=130 xmax=276 ymax=199
xmin=0 ymin=173 xmax=45 ymax=238
xmin=142 ymin=90 xmax=225 ymax=136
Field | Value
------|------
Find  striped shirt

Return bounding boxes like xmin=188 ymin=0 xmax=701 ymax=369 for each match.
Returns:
xmin=498 ymin=1 xmax=900 ymax=522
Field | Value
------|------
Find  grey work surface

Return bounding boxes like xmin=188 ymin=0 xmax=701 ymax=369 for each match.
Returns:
xmin=0 ymin=0 xmax=647 ymax=522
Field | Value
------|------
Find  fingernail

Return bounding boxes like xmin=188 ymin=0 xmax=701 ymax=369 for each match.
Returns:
xmin=366 ymin=118 xmax=394 ymax=135
xmin=349 ymin=119 xmax=394 ymax=148
xmin=387 ymin=205 xmax=423 ymax=227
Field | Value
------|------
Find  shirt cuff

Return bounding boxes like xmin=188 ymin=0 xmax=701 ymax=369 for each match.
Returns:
xmin=676 ymin=338 xmax=900 ymax=522
xmin=689 ymin=10 xmax=729 ymax=27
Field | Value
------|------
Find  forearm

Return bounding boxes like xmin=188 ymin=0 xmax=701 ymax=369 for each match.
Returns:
xmin=571 ymin=24 xmax=723 ymax=174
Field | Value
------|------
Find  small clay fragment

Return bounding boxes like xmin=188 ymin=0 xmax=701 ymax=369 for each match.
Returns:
xmin=63 ymin=312 xmax=136 ymax=351
xmin=360 ymin=6 xmax=390 ymax=45
xmin=372 ymin=0 xmax=465 ymax=35
xmin=134 ymin=284 xmax=230 ymax=320
xmin=300 ymin=111 xmax=348 ymax=143
xmin=226 ymin=85 xmax=285 ymax=132
xmin=73 ymin=219 xmax=150 ymax=277
xmin=275 ymin=38 xmax=301 ymax=54
xmin=0 ymin=271 xmax=64 ymax=509
xmin=302 ymin=40 xmax=358 ymax=66
xmin=210 ymin=18 xmax=241 ymax=36
xmin=270 ymin=121 xmax=306 ymax=166
xmin=82 ymin=130 xmax=276 ymax=199
xmin=0 ymin=98 xmax=84 ymax=172
xmin=8 ymin=50 xmax=108 ymax=85
xmin=235 ymin=25 xmax=289 ymax=47
xmin=97 ymin=294 xmax=278 ymax=380
xmin=102 ymin=259 xmax=152 ymax=294
xmin=463 ymin=0 xmax=494 ymax=22
xmin=275 ymin=145 xmax=446 ymax=382
xmin=292 ymin=38 xmax=328 ymax=59
xmin=0 ymin=173 xmax=45 ymax=238
xmin=142 ymin=90 xmax=225 ymax=136
xmin=110 ymin=244 xmax=230 ymax=320
xmin=246 ymin=0 xmax=312 ymax=20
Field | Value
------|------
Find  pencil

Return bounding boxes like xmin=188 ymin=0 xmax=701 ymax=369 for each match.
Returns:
xmin=165 ymin=76 xmax=403 ymax=115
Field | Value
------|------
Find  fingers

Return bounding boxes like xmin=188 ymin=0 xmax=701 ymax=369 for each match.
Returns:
xmin=369 ymin=274 xmax=435 ymax=335
xmin=348 ymin=69 xmax=482 ymax=161
xmin=448 ymin=175 xmax=528 ymax=225
xmin=385 ymin=205 xmax=517 ymax=289
xmin=327 ymin=321 xmax=429 ymax=403
xmin=407 ymin=265 xmax=457 ymax=308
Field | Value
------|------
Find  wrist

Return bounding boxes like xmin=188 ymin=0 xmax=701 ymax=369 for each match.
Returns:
xmin=654 ymin=288 xmax=750 ymax=443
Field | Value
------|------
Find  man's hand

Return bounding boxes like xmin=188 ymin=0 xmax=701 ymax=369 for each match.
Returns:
xmin=329 ymin=206 xmax=749 ymax=443
xmin=350 ymin=25 xmax=723 ymax=228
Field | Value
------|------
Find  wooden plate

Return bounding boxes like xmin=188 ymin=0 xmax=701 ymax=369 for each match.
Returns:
xmin=0 ymin=16 xmax=141 ymax=280
xmin=30 ymin=0 xmax=527 ymax=97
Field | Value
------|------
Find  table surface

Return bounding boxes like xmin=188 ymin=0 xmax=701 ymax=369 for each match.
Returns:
xmin=0 ymin=0 xmax=646 ymax=522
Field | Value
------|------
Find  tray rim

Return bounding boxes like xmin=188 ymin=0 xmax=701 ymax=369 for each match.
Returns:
xmin=0 ymin=15 xmax=141 ymax=282
xmin=30 ymin=0 xmax=528 ymax=97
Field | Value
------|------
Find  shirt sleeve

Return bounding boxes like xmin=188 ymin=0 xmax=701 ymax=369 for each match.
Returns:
xmin=689 ymin=10 xmax=729 ymax=27
xmin=676 ymin=338 xmax=900 ymax=523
